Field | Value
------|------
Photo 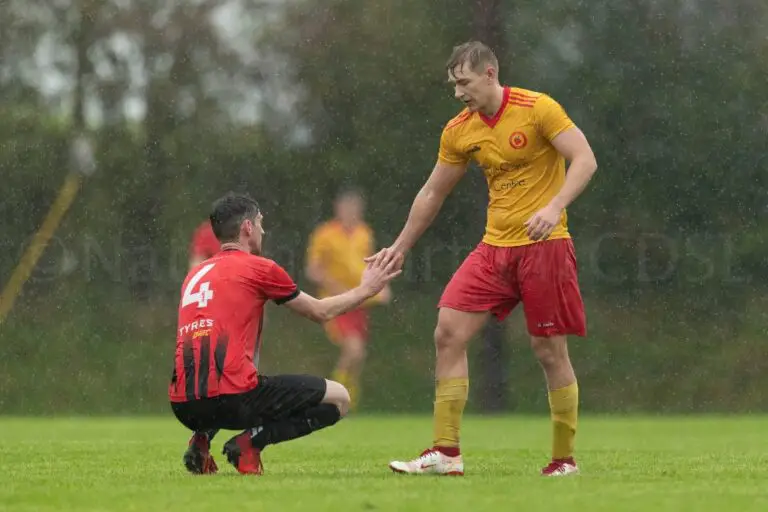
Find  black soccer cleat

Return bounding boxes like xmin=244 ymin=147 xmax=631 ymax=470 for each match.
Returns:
xmin=184 ymin=433 xmax=218 ymax=475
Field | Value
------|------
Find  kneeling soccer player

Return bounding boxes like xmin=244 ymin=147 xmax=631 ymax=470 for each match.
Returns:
xmin=169 ymin=192 xmax=401 ymax=475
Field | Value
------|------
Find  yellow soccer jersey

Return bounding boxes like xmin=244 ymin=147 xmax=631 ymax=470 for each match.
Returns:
xmin=438 ymin=87 xmax=575 ymax=247
xmin=306 ymin=221 xmax=373 ymax=298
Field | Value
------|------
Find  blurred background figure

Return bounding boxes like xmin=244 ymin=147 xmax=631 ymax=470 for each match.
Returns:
xmin=305 ymin=189 xmax=392 ymax=411
xmin=189 ymin=218 xmax=221 ymax=270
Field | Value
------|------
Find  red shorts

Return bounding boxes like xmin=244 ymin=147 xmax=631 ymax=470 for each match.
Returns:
xmin=325 ymin=309 xmax=369 ymax=344
xmin=438 ymin=239 xmax=586 ymax=337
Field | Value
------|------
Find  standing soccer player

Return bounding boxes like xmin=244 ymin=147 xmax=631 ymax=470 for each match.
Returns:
xmin=305 ymin=189 xmax=391 ymax=411
xmin=170 ymin=192 xmax=401 ymax=475
xmin=375 ymin=41 xmax=598 ymax=476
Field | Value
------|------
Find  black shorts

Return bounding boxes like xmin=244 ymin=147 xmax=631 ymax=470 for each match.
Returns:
xmin=170 ymin=374 xmax=326 ymax=432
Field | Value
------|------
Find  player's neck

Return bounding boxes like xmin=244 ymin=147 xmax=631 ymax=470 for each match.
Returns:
xmin=220 ymin=241 xmax=247 ymax=253
xmin=337 ymin=219 xmax=359 ymax=233
xmin=480 ymin=85 xmax=507 ymax=118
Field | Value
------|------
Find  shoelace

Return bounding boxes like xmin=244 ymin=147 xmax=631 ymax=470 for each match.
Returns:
xmin=543 ymin=461 xmax=572 ymax=473
xmin=412 ymin=449 xmax=440 ymax=465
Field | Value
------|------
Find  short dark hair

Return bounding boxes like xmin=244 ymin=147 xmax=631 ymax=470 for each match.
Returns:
xmin=336 ymin=186 xmax=365 ymax=203
xmin=446 ymin=41 xmax=499 ymax=77
xmin=209 ymin=192 xmax=260 ymax=243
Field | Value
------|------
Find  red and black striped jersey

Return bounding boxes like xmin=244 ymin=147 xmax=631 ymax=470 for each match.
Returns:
xmin=169 ymin=249 xmax=298 ymax=402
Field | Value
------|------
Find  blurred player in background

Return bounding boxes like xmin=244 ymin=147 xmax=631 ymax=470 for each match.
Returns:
xmin=373 ymin=41 xmax=598 ymax=476
xmin=171 ymin=192 xmax=401 ymax=475
xmin=188 ymin=218 xmax=221 ymax=269
xmin=305 ymin=189 xmax=391 ymax=411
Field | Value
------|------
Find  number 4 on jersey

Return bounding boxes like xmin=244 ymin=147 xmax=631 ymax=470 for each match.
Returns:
xmin=183 ymin=263 xmax=215 ymax=308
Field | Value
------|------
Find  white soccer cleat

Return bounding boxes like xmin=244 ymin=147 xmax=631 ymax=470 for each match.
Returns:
xmin=389 ymin=449 xmax=464 ymax=476
xmin=541 ymin=458 xmax=579 ymax=476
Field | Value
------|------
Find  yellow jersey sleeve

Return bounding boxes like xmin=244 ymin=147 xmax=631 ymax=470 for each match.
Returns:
xmin=534 ymin=95 xmax=575 ymax=141
xmin=437 ymin=115 xmax=470 ymax=165
xmin=306 ymin=227 xmax=328 ymax=267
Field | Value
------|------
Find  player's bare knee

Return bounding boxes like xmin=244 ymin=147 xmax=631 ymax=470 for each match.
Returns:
xmin=434 ymin=309 xmax=487 ymax=354
xmin=434 ymin=320 xmax=470 ymax=352
xmin=322 ymin=379 xmax=351 ymax=417
xmin=531 ymin=336 xmax=569 ymax=369
xmin=335 ymin=388 xmax=351 ymax=417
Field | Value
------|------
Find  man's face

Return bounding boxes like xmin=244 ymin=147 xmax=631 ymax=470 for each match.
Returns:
xmin=448 ymin=61 xmax=496 ymax=113
xmin=335 ymin=195 xmax=364 ymax=224
xmin=243 ymin=213 xmax=264 ymax=255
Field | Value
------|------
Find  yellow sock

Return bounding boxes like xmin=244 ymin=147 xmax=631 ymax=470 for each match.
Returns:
xmin=331 ymin=370 xmax=359 ymax=411
xmin=548 ymin=382 xmax=579 ymax=460
xmin=432 ymin=378 xmax=469 ymax=450
xmin=331 ymin=369 xmax=348 ymax=387
xmin=347 ymin=379 xmax=360 ymax=411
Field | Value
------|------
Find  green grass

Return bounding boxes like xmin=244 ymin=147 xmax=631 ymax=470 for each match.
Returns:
xmin=1 ymin=415 xmax=767 ymax=511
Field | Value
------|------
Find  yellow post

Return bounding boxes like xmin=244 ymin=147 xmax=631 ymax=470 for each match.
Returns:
xmin=0 ymin=172 xmax=83 ymax=324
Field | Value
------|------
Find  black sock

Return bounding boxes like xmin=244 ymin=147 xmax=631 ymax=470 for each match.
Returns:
xmin=249 ymin=403 xmax=341 ymax=450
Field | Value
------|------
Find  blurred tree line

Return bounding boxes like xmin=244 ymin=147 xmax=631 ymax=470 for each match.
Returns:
xmin=0 ymin=0 xmax=766 ymax=414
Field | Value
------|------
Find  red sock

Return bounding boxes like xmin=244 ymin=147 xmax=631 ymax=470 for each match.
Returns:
xmin=434 ymin=445 xmax=460 ymax=457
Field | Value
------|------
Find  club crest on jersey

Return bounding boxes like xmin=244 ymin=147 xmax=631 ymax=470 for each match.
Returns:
xmin=509 ymin=131 xmax=528 ymax=149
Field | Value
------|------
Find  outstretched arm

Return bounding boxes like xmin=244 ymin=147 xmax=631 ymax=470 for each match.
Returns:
xmin=391 ymin=161 xmax=467 ymax=253
xmin=284 ymin=255 xmax=403 ymax=323
xmin=369 ymin=161 xmax=467 ymax=266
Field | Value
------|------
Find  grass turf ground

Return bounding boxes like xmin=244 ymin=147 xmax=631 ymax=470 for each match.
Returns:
xmin=1 ymin=415 xmax=766 ymax=511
